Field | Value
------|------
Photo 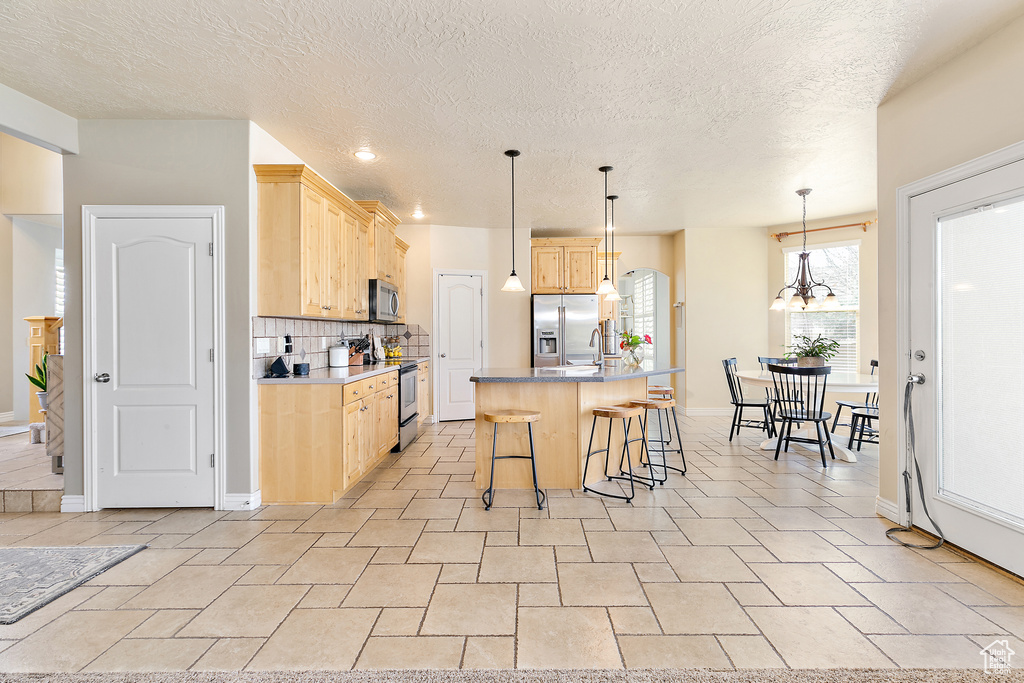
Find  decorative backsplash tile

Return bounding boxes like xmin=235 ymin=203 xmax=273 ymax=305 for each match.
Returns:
xmin=252 ymin=317 xmax=430 ymax=378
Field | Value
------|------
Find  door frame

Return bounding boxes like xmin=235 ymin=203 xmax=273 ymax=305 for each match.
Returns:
xmin=894 ymin=138 xmax=1024 ymax=525
xmin=431 ymin=269 xmax=488 ymax=423
xmin=82 ymin=205 xmax=227 ymax=512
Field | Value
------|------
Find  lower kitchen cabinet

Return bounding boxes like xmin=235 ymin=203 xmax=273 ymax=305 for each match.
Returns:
xmin=259 ymin=369 xmax=399 ymax=504
xmin=417 ymin=361 xmax=430 ymax=425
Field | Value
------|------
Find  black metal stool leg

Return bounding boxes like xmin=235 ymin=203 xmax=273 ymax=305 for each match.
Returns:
xmin=482 ymin=422 xmax=499 ymax=510
xmin=617 ymin=416 xmax=656 ymax=490
xmin=527 ymin=423 xmax=545 ymax=510
xmin=582 ymin=415 xmax=597 ymax=489
xmin=582 ymin=415 xmax=634 ymax=503
xmin=660 ymin=406 xmax=686 ymax=476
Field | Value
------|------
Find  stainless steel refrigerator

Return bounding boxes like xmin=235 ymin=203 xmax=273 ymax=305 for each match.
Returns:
xmin=532 ymin=294 xmax=601 ymax=367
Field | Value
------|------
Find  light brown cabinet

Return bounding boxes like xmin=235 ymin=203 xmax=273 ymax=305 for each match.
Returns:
xmin=416 ymin=361 xmax=430 ymax=426
xmin=395 ymin=237 xmax=409 ymax=323
xmin=259 ymin=369 xmax=399 ymax=504
xmin=357 ymin=201 xmax=401 ymax=286
xmin=255 ymin=165 xmax=373 ymax=320
xmin=530 ymin=238 xmax=602 ymax=294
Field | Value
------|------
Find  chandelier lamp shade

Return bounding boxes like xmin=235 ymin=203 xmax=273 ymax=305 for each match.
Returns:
xmin=769 ymin=188 xmax=838 ymax=312
xmin=596 ymin=166 xmax=618 ymax=297
xmin=501 ymin=149 xmax=525 ymax=292
xmin=603 ymin=194 xmax=621 ymax=301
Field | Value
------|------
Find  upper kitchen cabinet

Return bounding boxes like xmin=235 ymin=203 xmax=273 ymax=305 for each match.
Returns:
xmin=357 ymin=200 xmax=401 ymax=285
xmin=530 ymin=238 xmax=602 ymax=294
xmin=255 ymin=165 xmax=372 ymax=320
xmin=395 ymin=236 xmax=409 ymax=323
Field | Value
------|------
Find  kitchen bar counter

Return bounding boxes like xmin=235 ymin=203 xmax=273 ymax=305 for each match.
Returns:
xmin=256 ymin=357 xmax=428 ymax=384
xmin=471 ymin=363 xmax=684 ymax=383
xmin=473 ymin=364 xmax=684 ymax=490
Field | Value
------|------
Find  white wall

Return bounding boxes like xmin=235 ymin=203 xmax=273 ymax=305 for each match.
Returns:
xmin=63 ymin=120 xmax=253 ymax=497
xmin=683 ymin=227 xmax=769 ymax=411
xmin=877 ymin=12 xmax=1024 ymax=504
xmin=11 ymin=216 xmax=61 ymax=419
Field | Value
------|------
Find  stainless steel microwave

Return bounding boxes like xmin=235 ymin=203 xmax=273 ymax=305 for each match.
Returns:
xmin=369 ymin=279 xmax=399 ymax=322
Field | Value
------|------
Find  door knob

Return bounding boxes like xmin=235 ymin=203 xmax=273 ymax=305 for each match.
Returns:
xmin=440 ymin=353 xmax=446 ymax=358
xmin=94 ymin=373 xmax=110 ymax=383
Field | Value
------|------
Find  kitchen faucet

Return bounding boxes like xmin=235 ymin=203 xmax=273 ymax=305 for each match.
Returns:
xmin=589 ymin=328 xmax=603 ymax=365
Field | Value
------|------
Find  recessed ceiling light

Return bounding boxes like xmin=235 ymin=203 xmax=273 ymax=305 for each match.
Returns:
xmin=353 ymin=150 xmax=376 ymax=161
xmin=411 ymin=209 xmax=424 ymax=219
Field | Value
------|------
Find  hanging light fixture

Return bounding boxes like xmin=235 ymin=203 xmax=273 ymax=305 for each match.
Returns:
xmin=769 ymin=188 xmax=838 ymax=311
xmin=604 ymin=194 xmax=621 ymax=301
xmin=501 ymin=149 xmax=525 ymax=292
xmin=597 ymin=166 xmax=617 ymax=296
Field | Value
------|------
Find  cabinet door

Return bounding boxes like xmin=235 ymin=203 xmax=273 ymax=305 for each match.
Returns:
xmin=531 ymin=246 xmax=564 ymax=293
xmin=359 ymin=393 xmax=376 ymax=472
xmin=343 ymin=398 xmax=363 ymax=485
xmin=564 ymin=245 xmax=598 ymax=293
xmin=417 ymin=365 xmax=429 ymax=425
xmin=396 ymin=248 xmax=407 ymax=323
xmin=324 ymin=200 xmax=344 ymax=318
xmin=341 ymin=212 xmax=363 ymax=319
xmin=374 ymin=217 xmax=390 ymax=281
xmin=300 ymin=186 xmax=325 ymax=316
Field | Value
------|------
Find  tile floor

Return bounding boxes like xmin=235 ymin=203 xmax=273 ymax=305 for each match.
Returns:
xmin=0 ymin=427 xmax=63 ymax=512
xmin=0 ymin=416 xmax=1022 ymax=672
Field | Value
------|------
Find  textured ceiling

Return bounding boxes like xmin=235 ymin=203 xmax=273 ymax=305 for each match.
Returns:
xmin=2 ymin=0 xmax=1023 ymax=233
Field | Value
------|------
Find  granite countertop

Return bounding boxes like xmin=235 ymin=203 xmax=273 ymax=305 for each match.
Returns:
xmin=257 ymin=357 xmax=429 ymax=385
xmin=471 ymin=364 xmax=684 ymax=383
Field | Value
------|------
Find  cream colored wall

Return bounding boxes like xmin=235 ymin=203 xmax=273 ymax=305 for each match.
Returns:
xmin=877 ymin=13 xmax=1024 ymax=504
xmin=0 ymin=132 xmax=62 ymax=417
xmin=683 ymin=226 xmax=769 ymax=411
xmin=672 ymin=232 xmax=686 ymax=399
xmin=765 ymin=211 xmax=878 ymax=364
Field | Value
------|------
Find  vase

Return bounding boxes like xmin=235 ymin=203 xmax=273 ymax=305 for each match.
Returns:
xmin=36 ymin=391 xmax=48 ymax=411
xmin=797 ymin=356 xmax=825 ymax=368
xmin=624 ymin=345 xmax=645 ymax=368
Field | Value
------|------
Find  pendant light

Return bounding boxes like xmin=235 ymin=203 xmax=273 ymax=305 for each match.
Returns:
xmin=501 ymin=149 xmax=525 ymax=292
xmin=769 ymin=188 xmax=838 ymax=311
xmin=604 ymin=194 xmax=621 ymax=301
xmin=596 ymin=166 xmax=617 ymax=296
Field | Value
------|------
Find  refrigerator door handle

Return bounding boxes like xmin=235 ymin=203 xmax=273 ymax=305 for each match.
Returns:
xmin=558 ymin=306 xmax=566 ymax=366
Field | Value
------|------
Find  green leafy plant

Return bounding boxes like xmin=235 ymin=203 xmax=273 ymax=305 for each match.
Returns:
xmin=26 ymin=353 xmax=47 ymax=392
xmin=786 ymin=334 xmax=840 ymax=360
xmin=619 ymin=330 xmax=652 ymax=351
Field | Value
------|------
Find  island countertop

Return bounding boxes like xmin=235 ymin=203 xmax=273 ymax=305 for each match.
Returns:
xmin=470 ymin=364 xmax=684 ymax=383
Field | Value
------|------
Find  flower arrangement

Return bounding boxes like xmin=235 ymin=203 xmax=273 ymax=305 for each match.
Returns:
xmin=619 ymin=331 xmax=652 ymax=367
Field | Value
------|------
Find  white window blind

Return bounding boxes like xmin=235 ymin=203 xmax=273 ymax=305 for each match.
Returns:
xmin=785 ymin=243 xmax=859 ymax=373
xmin=55 ymin=248 xmax=65 ymax=353
xmin=632 ymin=271 xmax=656 ymax=371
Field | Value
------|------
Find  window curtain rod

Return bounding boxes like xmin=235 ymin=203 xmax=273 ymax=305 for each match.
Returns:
xmin=771 ymin=219 xmax=876 ymax=243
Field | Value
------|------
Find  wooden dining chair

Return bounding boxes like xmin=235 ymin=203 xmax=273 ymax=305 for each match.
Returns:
xmin=832 ymin=359 xmax=878 ymax=433
xmin=768 ymin=364 xmax=835 ymax=467
xmin=722 ymin=358 xmax=774 ymax=441
xmin=758 ymin=356 xmax=796 ymax=427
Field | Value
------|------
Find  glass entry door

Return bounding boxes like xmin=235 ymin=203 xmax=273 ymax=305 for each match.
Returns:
xmin=908 ymin=158 xmax=1024 ymax=575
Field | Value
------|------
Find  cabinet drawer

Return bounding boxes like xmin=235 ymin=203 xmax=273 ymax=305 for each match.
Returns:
xmin=377 ymin=374 xmax=390 ymax=389
xmin=343 ymin=378 xmax=374 ymax=404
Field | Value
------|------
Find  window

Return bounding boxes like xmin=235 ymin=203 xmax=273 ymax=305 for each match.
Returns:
xmin=55 ymin=248 xmax=65 ymax=353
xmin=631 ymin=270 xmax=656 ymax=370
xmin=784 ymin=242 xmax=859 ymax=373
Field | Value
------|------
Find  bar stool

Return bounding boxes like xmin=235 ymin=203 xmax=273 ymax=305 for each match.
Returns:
xmin=648 ymin=385 xmax=673 ymax=397
xmin=631 ymin=397 xmax=686 ymax=482
xmin=481 ymin=410 xmax=545 ymax=511
xmin=646 ymin=385 xmax=680 ymax=456
xmin=582 ymin=404 xmax=655 ymax=503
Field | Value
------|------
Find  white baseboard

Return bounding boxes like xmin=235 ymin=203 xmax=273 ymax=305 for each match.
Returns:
xmin=222 ymin=490 xmax=261 ymax=511
xmin=683 ymin=408 xmax=733 ymax=417
xmin=61 ymin=494 xmax=86 ymax=513
xmin=0 ymin=411 xmax=14 ymax=423
xmin=875 ymin=495 xmax=900 ymax=523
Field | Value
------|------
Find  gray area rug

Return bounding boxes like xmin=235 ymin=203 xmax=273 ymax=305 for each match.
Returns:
xmin=0 ymin=424 xmax=30 ymax=438
xmin=0 ymin=545 xmax=146 ymax=624
xmin=1 ymin=670 xmax=1021 ymax=682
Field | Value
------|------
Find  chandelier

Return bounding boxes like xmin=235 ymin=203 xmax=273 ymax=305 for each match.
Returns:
xmin=770 ymin=188 xmax=838 ymax=311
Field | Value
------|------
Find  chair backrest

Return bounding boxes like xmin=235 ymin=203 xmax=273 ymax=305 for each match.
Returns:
xmin=866 ymin=359 xmax=879 ymax=405
xmin=769 ymin=364 xmax=831 ymax=420
xmin=722 ymin=358 xmax=744 ymax=404
xmin=758 ymin=356 xmax=795 ymax=372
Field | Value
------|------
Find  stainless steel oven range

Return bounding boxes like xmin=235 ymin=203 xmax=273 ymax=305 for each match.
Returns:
xmin=393 ymin=363 xmax=419 ymax=451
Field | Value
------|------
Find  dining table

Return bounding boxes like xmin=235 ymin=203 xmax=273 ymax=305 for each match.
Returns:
xmin=736 ymin=369 xmax=879 ymax=463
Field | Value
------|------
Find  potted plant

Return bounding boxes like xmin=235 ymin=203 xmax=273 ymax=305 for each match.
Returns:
xmin=619 ymin=330 xmax=652 ymax=368
xmin=786 ymin=334 xmax=840 ymax=368
xmin=26 ymin=353 xmax=48 ymax=411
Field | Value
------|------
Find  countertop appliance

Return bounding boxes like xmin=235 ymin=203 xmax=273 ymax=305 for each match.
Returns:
xmin=328 ymin=344 xmax=349 ymax=367
xmin=532 ymin=294 xmax=601 ymax=367
xmin=393 ymin=363 xmax=419 ymax=452
xmin=369 ymin=279 xmax=400 ymax=323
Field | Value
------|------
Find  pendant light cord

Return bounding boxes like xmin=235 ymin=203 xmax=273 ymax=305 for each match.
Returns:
xmin=802 ymin=192 xmax=808 ymax=253
xmin=510 ymin=153 xmax=516 ymax=273
xmin=603 ymin=170 xmax=609 ymax=280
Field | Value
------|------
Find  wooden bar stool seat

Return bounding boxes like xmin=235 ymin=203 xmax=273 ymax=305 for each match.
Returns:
xmin=648 ymin=385 xmax=674 ymax=396
xmin=482 ymin=410 xmax=544 ymax=511
xmin=631 ymin=398 xmax=675 ymax=410
xmin=484 ymin=410 xmax=540 ymax=423
xmin=582 ymin=404 xmax=655 ymax=502
xmin=630 ymin=398 xmax=686 ymax=482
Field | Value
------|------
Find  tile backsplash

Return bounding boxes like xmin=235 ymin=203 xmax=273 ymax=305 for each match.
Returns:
xmin=253 ymin=317 xmax=430 ymax=378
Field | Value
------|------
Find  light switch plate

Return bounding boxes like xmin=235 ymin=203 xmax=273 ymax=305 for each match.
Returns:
xmin=256 ymin=338 xmax=270 ymax=354
xmin=277 ymin=337 xmax=285 ymax=353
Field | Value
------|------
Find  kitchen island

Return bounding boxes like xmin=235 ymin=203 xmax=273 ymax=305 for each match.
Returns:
xmin=470 ymin=364 xmax=684 ymax=490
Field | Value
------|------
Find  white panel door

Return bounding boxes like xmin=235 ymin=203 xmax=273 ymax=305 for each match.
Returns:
xmin=436 ymin=274 xmax=483 ymax=421
xmin=908 ymin=158 xmax=1024 ymax=575
xmin=91 ymin=212 xmax=216 ymax=507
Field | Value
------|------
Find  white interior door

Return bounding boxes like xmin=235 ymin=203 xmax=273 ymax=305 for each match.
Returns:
xmin=436 ymin=273 xmax=483 ymax=421
xmin=87 ymin=207 xmax=219 ymax=508
xmin=908 ymin=158 xmax=1024 ymax=575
